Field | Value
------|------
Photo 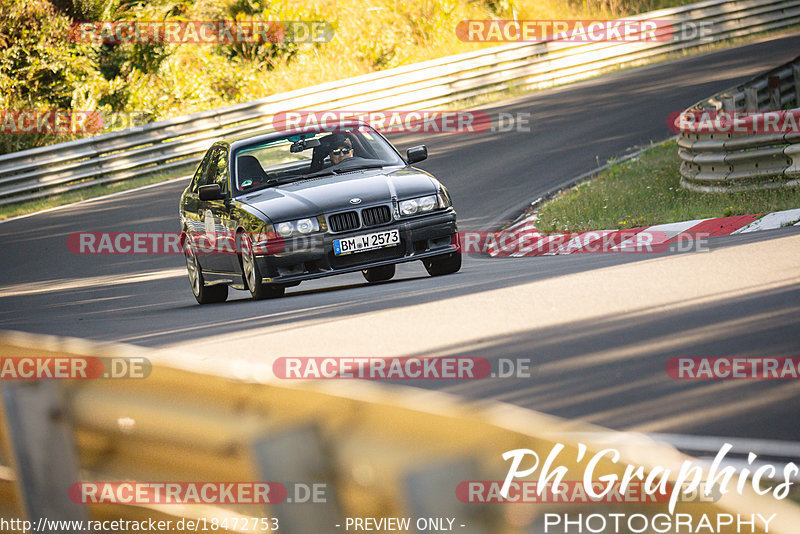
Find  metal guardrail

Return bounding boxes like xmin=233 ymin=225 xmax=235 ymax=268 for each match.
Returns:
xmin=679 ymin=55 xmax=800 ymax=191
xmin=1 ymin=0 xmax=799 ymax=206
xmin=1 ymin=331 xmax=799 ymax=533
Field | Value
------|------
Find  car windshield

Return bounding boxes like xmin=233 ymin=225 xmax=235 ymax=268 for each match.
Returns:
xmin=232 ymin=125 xmax=405 ymax=195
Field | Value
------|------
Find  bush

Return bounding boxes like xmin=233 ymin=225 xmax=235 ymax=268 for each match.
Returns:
xmin=0 ymin=0 xmax=102 ymax=152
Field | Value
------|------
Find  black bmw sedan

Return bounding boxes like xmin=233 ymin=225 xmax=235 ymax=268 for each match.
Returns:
xmin=179 ymin=123 xmax=460 ymax=304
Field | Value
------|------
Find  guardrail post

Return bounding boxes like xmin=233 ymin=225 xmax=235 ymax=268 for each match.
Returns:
xmin=251 ymin=425 xmax=342 ymax=533
xmin=793 ymin=64 xmax=800 ymax=108
xmin=404 ymin=460 xmax=491 ymax=534
xmin=721 ymin=96 xmax=735 ymax=112
xmin=768 ymin=75 xmax=781 ymax=110
xmin=745 ymin=87 xmax=759 ymax=112
xmin=1 ymin=381 xmax=87 ymax=532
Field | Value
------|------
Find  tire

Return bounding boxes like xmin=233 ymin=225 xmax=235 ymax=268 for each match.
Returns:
xmin=362 ymin=264 xmax=396 ymax=283
xmin=240 ymin=233 xmax=285 ymax=300
xmin=184 ymin=238 xmax=228 ymax=304
xmin=423 ymin=251 xmax=462 ymax=276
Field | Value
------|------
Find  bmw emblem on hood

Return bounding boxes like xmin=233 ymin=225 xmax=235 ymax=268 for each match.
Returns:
xmin=349 ymin=198 xmax=362 ymax=204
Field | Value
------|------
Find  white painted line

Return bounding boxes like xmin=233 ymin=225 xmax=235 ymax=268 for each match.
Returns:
xmin=733 ymin=209 xmax=800 ymax=234
xmin=569 ymin=431 xmax=800 ymax=460
xmin=694 ymin=458 xmax=800 ymax=482
xmin=0 ymin=174 xmax=192 ymax=226
xmin=0 ymin=268 xmax=186 ymax=297
xmin=647 ymin=432 xmax=800 ymax=458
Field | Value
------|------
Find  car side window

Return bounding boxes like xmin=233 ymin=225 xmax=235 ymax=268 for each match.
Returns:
xmin=191 ymin=150 xmax=215 ymax=193
xmin=210 ymin=148 xmax=229 ymax=194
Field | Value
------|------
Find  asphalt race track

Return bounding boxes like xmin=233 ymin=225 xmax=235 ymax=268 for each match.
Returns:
xmin=1 ymin=34 xmax=799 ymax=443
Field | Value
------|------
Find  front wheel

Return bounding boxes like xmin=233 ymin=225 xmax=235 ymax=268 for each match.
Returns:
xmin=184 ymin=238 xmax=228 ymax=304
xmin=362 ymin=264 xmax=395 ymax=283
xmin=240 ymin=233 xmax=285 ymax=300
xmin=423 ymin=251 xmax=462 ymax=276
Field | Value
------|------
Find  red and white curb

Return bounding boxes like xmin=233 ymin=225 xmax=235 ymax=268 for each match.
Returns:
xmin=472 ymin=208 xmax=800 ymax=257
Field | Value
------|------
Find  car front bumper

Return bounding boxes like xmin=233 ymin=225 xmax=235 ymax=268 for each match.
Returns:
xmin=254 ymin=209 xmax=458 ymax=284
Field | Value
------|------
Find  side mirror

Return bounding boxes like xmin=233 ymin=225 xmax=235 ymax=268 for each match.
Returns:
xmin=199 ymin=183 xmax=225 ymax=201
xmin=406 ymin=145 xmax=428 ymax=164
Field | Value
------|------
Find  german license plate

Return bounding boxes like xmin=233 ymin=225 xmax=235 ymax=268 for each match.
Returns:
xmin=333 ymin=229 xmax=400 ymax=256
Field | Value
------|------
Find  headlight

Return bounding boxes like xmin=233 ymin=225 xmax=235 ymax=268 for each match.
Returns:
xmin=400 ymin=198 xmax=419 ymax=216
xmin=276 ymin=218 xmax=320 ymax=237
xmin=296 ymin=218 xmax=314 ymax=234
xmin=276 ymin=222 xmax=293 ymax=237
xmin=399 ymin=194 xmax=438 ymax=216
xmin=419 ymin=195 xmax=436 ymax=211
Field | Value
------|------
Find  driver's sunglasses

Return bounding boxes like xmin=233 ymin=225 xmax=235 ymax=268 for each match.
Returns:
xmin=331 ymin=147 xmax=352 ymax=156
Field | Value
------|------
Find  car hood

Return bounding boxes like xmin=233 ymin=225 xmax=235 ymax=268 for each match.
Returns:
xmin=239 ymin=167 xmax=438 ymax=222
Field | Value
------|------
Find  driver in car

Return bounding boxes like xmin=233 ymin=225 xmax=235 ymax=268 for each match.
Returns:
xmin=329 ymin=136 xmax=354 ymax=166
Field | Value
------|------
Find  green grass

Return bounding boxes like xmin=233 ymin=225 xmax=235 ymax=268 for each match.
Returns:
xmin=0 ymin=163 xmax=195 ymax=221
xmin=534 ymin=140 xmax=800 ymax=233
